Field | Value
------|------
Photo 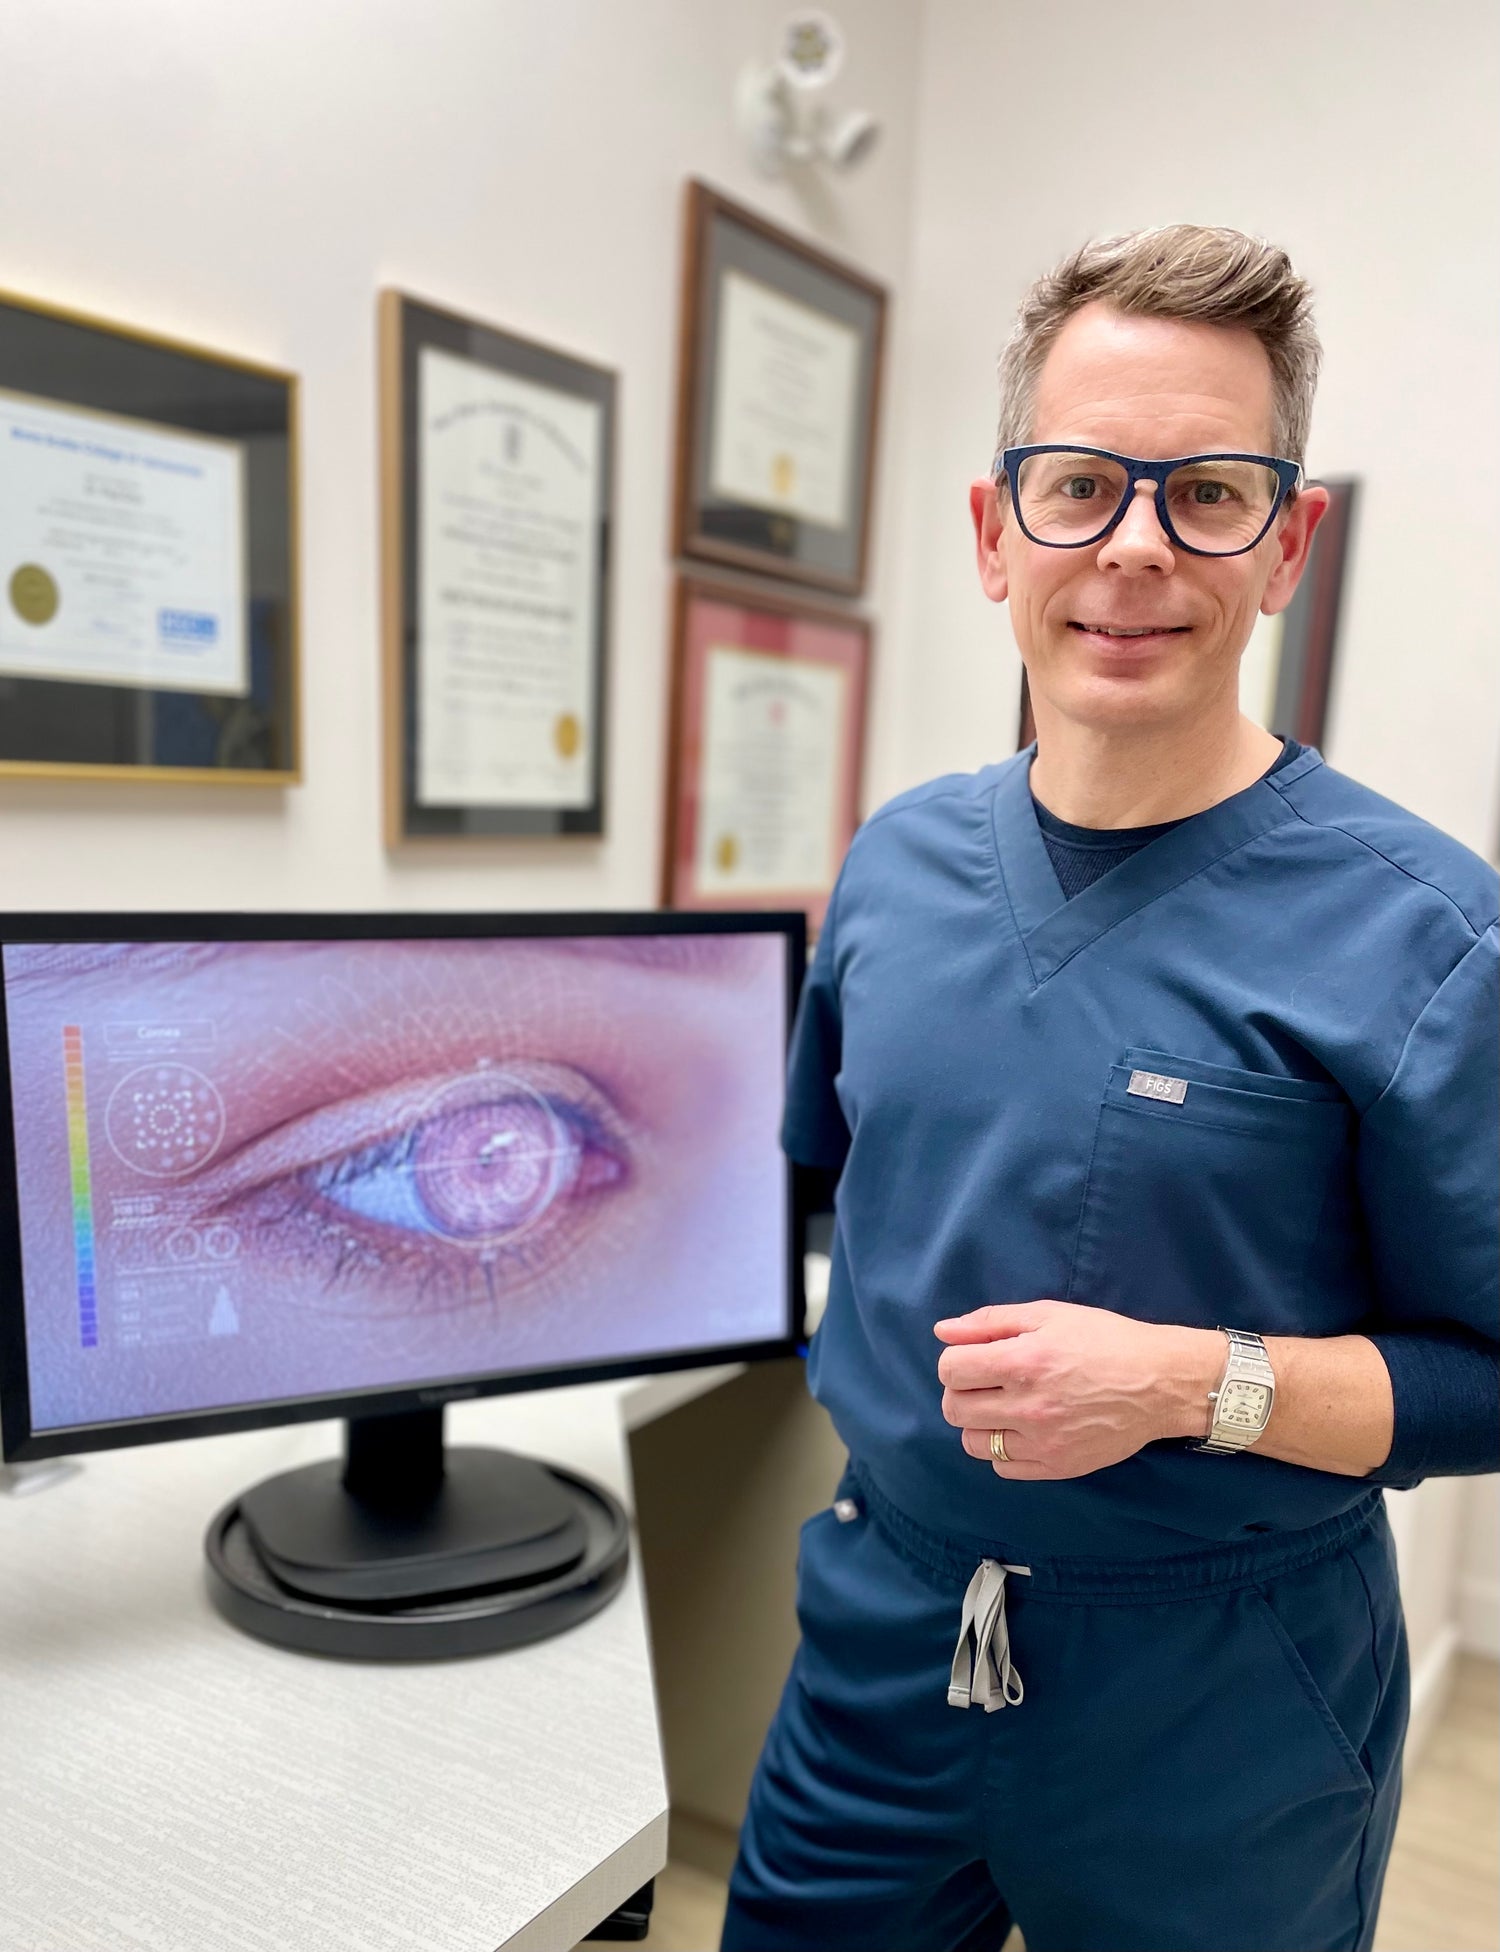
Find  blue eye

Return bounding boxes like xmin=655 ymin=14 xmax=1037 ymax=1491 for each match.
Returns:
xmin=310 ymin=1087 xmax=619 ymax=1247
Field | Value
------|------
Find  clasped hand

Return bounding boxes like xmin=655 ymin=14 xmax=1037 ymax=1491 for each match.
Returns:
xmin=935 ymin=1299 xmax=1192 ymax=1480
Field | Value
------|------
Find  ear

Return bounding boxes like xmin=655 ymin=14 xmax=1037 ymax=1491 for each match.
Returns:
xmin=1260 ymin=483 xmax=1330 ymax=617
xmin=970 ymin=476 xmax=1009 ymax=604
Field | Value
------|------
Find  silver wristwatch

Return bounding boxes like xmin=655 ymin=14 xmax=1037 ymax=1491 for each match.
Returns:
xmin=1195 ymin=1328 xmax=1276 ymax=1454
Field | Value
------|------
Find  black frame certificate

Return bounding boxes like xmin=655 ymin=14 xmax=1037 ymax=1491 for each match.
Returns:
xmin=0 ymin=287 xmax=299 ymax=785
xmin=380 ymin=292 xmax=615 ymax=842
xmin=673 ymin=181 xmax=887 ymax=596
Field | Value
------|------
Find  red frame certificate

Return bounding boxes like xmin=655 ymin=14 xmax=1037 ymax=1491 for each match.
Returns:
xmin=662 ymin=577 xmax=870 ymax=930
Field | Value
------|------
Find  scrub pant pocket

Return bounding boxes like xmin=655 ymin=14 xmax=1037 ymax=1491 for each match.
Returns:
xmin=723 ymin=1485 xmax=1407 ymax=1952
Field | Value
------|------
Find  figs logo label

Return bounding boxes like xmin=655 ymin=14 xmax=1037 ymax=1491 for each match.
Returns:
xmin=1126 ymin=1070 xmax=1189 ymax=1106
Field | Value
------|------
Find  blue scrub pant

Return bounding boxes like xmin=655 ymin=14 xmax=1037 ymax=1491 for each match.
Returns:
xmin=722 ymin=1464 xmax=1407 ymax=1952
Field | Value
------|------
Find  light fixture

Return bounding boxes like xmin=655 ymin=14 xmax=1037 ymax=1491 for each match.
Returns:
xmin=735 ymin=11 xmax=882 ymax=178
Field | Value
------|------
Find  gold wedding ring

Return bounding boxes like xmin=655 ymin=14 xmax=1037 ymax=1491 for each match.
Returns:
xmin=990 ymin=1429 xmax=1010 ymax=1464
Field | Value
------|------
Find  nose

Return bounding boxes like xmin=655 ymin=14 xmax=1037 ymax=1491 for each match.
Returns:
xmin=1097 ymin=479 xmax=1175 ymax=573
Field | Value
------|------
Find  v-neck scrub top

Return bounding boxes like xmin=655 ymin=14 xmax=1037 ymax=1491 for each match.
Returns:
xmin=786 ymin=746 xmax=1500 ymax=1562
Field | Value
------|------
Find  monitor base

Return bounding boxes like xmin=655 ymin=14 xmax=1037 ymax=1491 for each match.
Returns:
xmin=239 ymin=1443 xmax=593 ymax=1604
xmin=204 ymin=1455 xmax=629 ymax=1661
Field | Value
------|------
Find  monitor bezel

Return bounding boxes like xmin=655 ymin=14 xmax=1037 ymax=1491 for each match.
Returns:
xmin=0 ymin=908 xmax=806 ymax=1463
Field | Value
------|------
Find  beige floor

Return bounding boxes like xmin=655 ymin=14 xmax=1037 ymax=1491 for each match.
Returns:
xmin=587 ymin=1654 xmax=1499 ymax=1952
xmin=1373 ymin=1654 xmax=1500 ymax=1952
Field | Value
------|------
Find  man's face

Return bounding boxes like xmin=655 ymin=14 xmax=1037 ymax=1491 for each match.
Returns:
xmin=970 ymin=302 xmax=1326 ymax=734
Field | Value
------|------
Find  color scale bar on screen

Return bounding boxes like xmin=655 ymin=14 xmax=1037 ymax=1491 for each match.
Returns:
xmin=62 ymin=1027 xmax=98 ymax=1350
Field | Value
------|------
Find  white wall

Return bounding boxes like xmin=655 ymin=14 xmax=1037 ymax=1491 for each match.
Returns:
xmin=877 ymin=0 xmax=1500 ymax=860
xmin=0 ymin=0 xmax=925 ymax=909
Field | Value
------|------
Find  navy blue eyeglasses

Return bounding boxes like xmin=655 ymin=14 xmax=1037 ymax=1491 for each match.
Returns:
xmin=994 ymin=445 xmax=1302 ymax=558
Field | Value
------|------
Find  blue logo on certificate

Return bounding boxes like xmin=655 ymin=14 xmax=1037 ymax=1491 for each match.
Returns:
xmin=158 ymin=609 xmax=219 ymax=646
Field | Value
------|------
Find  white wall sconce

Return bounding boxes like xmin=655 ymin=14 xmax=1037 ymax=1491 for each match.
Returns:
xmin=736 ymin=11 xmax=882 ymax=178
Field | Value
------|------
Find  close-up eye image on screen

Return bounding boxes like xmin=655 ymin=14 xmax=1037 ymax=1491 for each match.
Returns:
xmin=1 ymin=923 xmax=792 ymax=1434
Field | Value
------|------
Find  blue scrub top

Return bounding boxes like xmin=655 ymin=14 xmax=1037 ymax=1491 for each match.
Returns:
xmin=786 ymin=746 xmax=1500 ymax=1560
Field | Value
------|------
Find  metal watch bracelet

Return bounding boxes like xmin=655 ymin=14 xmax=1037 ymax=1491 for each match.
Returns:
xmin=1194 ymin=1327 xmax=1276 ymax=1455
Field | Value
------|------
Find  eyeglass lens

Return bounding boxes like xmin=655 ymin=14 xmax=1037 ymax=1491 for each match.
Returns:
xmin=1014 ymin=452 xmax=1282 ymax=553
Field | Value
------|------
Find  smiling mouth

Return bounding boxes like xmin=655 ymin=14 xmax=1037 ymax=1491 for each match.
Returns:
xmin=1068 ymin=622 xmax=1192 ymax=638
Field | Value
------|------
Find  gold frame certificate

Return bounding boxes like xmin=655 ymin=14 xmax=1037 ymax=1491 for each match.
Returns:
xmin=663 ymin=578 xmax=871 ymax=930
xmin=0 ymin=286 xmax=298 ymax=786
xmin=382 ymin=293 xmax=615 ymax=841
xmin=673 ymin=181 xmax=886 ymax=597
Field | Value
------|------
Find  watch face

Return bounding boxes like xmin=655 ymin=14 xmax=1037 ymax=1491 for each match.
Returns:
xmin=1219 ymin=1379 xmax=1271 ymax=1428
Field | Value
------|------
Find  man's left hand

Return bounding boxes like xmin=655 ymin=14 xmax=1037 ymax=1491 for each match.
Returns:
xmin=935 ymin=1300 xmax=1210 ymax=1479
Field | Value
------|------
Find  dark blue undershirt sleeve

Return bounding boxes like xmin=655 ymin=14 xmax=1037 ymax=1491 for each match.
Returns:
xmin=1362 ymin=1326 xmax=1500 ymax=1488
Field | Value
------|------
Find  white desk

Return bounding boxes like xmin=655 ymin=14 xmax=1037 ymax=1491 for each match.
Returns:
xmin=0 ymin=1373 xmax=737 ymax=1952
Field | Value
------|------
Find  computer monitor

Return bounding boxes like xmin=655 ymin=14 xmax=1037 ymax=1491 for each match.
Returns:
xmin=0 ymin=911 xmax=804 ymax=1657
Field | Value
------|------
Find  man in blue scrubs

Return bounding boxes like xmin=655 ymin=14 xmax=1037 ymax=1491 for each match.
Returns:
xmin=722 ymin=227 xmax=1499 ymax=1952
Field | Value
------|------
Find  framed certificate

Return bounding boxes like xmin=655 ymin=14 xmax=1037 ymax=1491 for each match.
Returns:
xmin=381 ymin=292 xmax=615 ymax=843
xmin=663 ymin=576 xmax=871 ymax=928
xmin=1017 ymin=479 xmax=1361 ymax=751
xmin=0 ymin=288 xmax=298 ymax=784
xmin=673 ymin=182 xmax=886 ymax=596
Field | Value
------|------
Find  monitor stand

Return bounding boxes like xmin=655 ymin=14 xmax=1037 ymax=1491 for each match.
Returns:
xmin=203 ymin=1406 xmax=629 ymax=1661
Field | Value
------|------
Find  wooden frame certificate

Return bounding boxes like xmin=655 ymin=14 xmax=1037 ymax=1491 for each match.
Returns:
xmin=0 ymin=287 xmax=298 ymax=785
xmin=381 ymin=292 xmax=615 ymax=841
xmin=663 ymin=578 xmax=870 ymax=928
xmin=673 ymin=182 xmax=886 ymax=596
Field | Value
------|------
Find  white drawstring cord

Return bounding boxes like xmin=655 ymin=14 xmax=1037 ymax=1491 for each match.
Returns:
xmin=948 ymin=1557 xmax=1031 ymax=1711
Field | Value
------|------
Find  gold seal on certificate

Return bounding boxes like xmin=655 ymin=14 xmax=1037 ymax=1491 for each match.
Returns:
xmin=8 ymin=565 xmax=58 ymax=626
xmin=381 ymin=292 xmax=615 ymax=841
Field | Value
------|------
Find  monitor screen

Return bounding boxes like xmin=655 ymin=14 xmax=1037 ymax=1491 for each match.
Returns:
xmin=0 ymin=914 xmax=802 ymax=1458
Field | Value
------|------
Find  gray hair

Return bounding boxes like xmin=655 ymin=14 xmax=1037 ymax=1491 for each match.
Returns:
xmin=996 ymin=225 xmax=1322 ymax=466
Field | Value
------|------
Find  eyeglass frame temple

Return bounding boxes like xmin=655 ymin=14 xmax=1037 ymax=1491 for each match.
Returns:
xmin=991 ymin=444 xmax=1304 ymax=559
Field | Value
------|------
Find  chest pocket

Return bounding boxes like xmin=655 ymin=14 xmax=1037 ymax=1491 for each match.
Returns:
xmin=1066 ymin=1048 xmax=1360 ymax=1333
